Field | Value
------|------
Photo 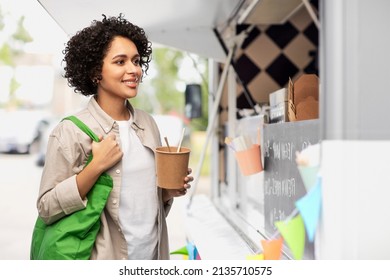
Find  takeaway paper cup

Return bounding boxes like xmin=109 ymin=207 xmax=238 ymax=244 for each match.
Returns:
xmin=155 ymin=146 xmax=191 ymax=189
xmin=234 ymin=144 xmax=263 ymax=176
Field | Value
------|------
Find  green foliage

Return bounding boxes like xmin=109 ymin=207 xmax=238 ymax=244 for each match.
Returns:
xmin=0 ymin=5 xmax=33 ymax=65
xmin=9 ymin=76 xmax=20 ymax=96
xmin=152 ymin=48 xmax=185 ymax=114
xmin=12 ymin=16 xmax=33 ymax=43
xmin=0 ymin=43 xmax=13 ymax=65
xmin=132 ymin=47 xmax=209 ymax=131
xmin=0 ymin=6 xmax=4 ymax=31
xmin=132 ymin=48 xmax=183 ymax=114
xmin=0 ymin=3 xmax=33 ymax=107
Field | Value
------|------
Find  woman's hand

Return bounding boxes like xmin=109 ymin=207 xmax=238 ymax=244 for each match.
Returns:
xmin=76 ymin=134 xmax=123 ymax=199
xmin=162 ymin=168 xmax=193 ymax=203
xmin=91 ymin=134 xmax=123 ymax=173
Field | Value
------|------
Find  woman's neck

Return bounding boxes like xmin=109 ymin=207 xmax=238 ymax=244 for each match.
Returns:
xmin=95 ymin=95 xmax=130 ymax=121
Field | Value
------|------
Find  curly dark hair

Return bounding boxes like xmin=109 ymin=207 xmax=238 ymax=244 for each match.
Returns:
xmin=63 ymin=14 xmax=152 ymax=96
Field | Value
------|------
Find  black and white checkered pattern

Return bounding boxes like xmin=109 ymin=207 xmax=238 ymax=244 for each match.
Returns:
xmin=220 ymin=0 xmax=319 ymax=111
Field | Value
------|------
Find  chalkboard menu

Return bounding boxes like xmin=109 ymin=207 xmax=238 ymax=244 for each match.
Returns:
xmin=263 ymin=119 xmax=319 ymax=259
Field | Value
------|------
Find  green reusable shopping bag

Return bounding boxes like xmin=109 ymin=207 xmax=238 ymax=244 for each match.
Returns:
xmin=30 ymin=116 xmax=113 ymax=260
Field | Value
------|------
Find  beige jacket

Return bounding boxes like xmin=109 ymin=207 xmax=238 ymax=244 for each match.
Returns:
xmin=37 ymin=97 xmax=172 ymax=260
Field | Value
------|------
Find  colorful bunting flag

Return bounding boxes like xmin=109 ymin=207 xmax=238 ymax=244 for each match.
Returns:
xmin=186 ymin=242 xmax=195 ymax=260
xmin=172 ymin=164 xmax=323 ymax=261
xmin=246 ymin=254 xmax=264 ymax=260
xmin=295 ymin=179 xmax=322 ymax=242
xmin=170 ymin=246 xmax=189 ymax=256
xmin=261 ymin=238 xmax=283 ymax=260
xmin=275 ymin=215 xmax=305 ymax=260
xmin=186 ymin=242 xmax=201 ymax=260
xmin=298 ymin=165 xmax=320 ymax=192
xmin=170 ymin=242 xmax=201 ymax=260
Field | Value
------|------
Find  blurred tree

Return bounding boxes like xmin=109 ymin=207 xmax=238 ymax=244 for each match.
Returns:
xmin=0 ymin=4 xmax=33 ymax=107
xmin=132 ymin=47 xmax=209 ymax=131
xmin=0 ymin=6 xmax=4 ymax=30
xmin=12 ymin=16 xmax=33 ymax=43
xmin=0 ymin=43 xmax=13 ymax=65
xmin=152 ymin=48 xmax=185 ymax=114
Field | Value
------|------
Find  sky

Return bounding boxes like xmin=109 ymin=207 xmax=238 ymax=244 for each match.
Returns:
xmin=1 ymin=0 xmax=68 ymax=55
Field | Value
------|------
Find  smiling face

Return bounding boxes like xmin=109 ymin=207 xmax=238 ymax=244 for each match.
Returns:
xmin=97 ymin=36 xmax=143 ymax=102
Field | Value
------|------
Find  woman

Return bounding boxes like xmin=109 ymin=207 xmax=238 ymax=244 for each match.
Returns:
xmin=37 ymin=14 xmax=193 ymax=260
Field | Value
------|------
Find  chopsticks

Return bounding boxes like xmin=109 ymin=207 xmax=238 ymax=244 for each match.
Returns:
xmin=176 ymin=127 xmax=186 ymax=152
xmin=164 ymin=137 xmax=172 ymax=152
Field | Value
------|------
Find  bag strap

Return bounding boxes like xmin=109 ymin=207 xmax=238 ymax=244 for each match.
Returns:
xmin=62 ymin=116 xmax=100 ymax=166
xmin=62 ymin=116 xmax=100 ymax=142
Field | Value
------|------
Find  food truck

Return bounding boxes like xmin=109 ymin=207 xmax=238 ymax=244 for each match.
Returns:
xmin=38 ymin=0 xmax=390 ymax=259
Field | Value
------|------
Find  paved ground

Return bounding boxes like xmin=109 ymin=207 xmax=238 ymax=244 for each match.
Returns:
xmin=0 ymin=153 xmax=41 ymax=260
xmin=166 ymin=176 xmax=210 ymax=260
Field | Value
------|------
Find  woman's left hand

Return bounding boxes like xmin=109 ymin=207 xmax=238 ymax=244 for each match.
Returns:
xmin=162 ymin=168 xmax=193 ymax=202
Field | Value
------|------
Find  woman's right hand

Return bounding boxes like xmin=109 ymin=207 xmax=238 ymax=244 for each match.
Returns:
xmin=91 ymin=134 xmax=123 ymax=173
xmin=76 ymin=133 xmax=123 ymax=199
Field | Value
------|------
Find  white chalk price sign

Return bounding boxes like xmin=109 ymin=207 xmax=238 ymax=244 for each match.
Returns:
xmin=263 ymin=119 xmax=319 ymax=259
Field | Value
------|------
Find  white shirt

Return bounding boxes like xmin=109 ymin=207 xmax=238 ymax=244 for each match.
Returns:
xmin=117 ymin=119 xmax=158 ymax=259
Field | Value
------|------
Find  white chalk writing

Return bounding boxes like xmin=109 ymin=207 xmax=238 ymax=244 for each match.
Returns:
xmin=264 ymin=177 xmax=296 ymax=198
xmin=265 ymin=141 xmax=294 ymax=161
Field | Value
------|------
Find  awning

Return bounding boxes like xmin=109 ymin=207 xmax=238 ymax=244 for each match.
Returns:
xmin=38 ymin=0 xmax=246 ymax=61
